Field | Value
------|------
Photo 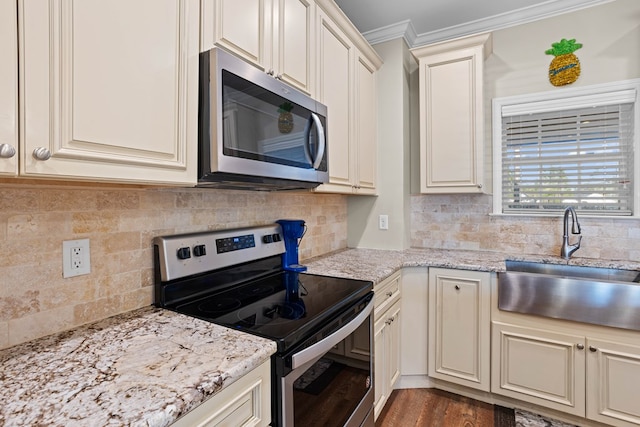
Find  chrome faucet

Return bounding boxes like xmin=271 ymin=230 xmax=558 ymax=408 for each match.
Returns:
xmin=561 ymin=206 xmax=582 ymax=259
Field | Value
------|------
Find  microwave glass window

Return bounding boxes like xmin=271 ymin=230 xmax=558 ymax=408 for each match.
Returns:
xmin=221 ymin=70 xmax=326 ymax=170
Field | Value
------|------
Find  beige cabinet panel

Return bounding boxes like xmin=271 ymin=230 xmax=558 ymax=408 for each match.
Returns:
xmin=203 ymin=0 xmax=315 ymax=94
xmin=492 ymin=322 xmax=586 ymax=416
xmin=373 ymin=271 xmax=401 ymax=420
xmin=400 ymin=267 xmax=428 ymax=377
xmin=587 ymin=338 xmax=640 ymax=427
xmin=313 ymin=2 xmax=382 ymax=195
xmin=412 ymin=33 xmax=492 ymax=194
xmin=208 ymin=0 xmax=267 ymax=66
xmin=272 ymin=0 xmax=315 ymax=93
xmin=354 ymin=53 xmax=377 ymax=194
xmin=19 ymin=0 xmax=198 ymax=184
xmin=316 ymin=11 xmax=353 ymax=190
xmin=374 ymin=299 xmax=400 ymax=420
xmin=172 ymin=360 xmax=271 ymax=427
xmin=429 ymin=268 xmax=491 ymax=391
xmin=0 ymin=0 xmax=18 ymax=176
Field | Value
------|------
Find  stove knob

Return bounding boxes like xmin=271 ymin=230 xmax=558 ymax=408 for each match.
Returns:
xmin=193 ymin=244 xmax=206 ymax=257
xmin=177 ymin=247 xmax=191 ymax=260
xmin=263 ymin=235 xmax=273 ymax=244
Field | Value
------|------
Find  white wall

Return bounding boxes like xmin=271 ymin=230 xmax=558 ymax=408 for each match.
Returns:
xmin=347 ymin=38 xmax=413 ymax=249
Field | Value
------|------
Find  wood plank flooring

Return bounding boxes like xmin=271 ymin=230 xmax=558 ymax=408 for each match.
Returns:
xmin=376 ymin=388 xmax=515 ymax=427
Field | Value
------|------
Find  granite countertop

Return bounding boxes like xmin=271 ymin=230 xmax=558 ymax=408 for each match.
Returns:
xmin=304 ymin=247 xmax=640 ymax=285
xmin=3 ymin=247 xmax=639 ymax=427
xmin=0 ymin=307 xmax=276 ymax=427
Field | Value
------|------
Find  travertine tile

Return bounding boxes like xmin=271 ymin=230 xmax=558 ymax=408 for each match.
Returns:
xmin=0 ymin=183 xmax=349 ymax=349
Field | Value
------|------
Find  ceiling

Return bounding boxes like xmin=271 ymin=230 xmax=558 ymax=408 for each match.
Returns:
xmin=333 ymin=0 xmax=614 ymax=46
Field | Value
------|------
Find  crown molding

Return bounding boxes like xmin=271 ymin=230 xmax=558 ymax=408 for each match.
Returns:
xmin=362 ymin=0 xmax=614 ymax=48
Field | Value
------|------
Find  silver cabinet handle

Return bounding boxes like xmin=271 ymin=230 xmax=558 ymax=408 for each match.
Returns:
xmin=0 ymin=144 xmax=16 ymax=159
xmin=386 ymin=291 xmax=393 ymax=297
xmin=589 ymin=346 xmax=598 ymax=352
xmin=577 ymin=344 xmax=585 ymax=350
xmin=266 ymin=69 xmax=274 ymax=76
xmin=32 ymin=147 xmax=52 ymax=161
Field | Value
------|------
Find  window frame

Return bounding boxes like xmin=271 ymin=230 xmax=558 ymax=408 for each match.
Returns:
xmin=492 ymin=79 xmax=640 ymax=218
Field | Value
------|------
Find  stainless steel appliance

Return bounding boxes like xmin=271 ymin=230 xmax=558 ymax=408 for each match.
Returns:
xmin=154 ymin=224 xmax=374 ymax=427
xmin=198 ymin=48 xmax=329 ymax=190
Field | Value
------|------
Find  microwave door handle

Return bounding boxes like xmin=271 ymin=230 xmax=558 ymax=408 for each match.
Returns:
xmin=304 ymin=113 xmax=326 ymax=169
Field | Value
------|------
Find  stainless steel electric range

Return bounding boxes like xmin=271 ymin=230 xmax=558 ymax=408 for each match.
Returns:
xmin=154 ymin=224 xmax=375 ymax=427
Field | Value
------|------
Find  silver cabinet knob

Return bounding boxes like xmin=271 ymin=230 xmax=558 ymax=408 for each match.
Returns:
xmin=577 ymin=343 xmax=585 ymax=350
xmin=266 ymin=69 xmax=275 ymax=76
xmin=276 ymin=74 xmax=282 ymax=80
xmin=589 ymin=346 xmax=598 ymax=352
xmin=0 ymin=144 xmax=16 ymax=159
xmin=454 ymin=285 xmax=460 ymax=290
xmin=386 ymin=291 xmax=393 ymax=297
xmin=32 ymin=147 xmax=51 ymax=161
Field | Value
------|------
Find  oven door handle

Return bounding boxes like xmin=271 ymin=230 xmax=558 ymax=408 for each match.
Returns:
xmin=290 ymin=299 xmax=373 ymax=370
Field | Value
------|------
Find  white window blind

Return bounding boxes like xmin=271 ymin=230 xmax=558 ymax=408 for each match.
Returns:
xmin=501 ymin=102 xmax=634 ymax=215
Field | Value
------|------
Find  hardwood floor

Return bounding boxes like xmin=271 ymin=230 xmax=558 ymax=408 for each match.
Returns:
xmin=376 ymin=388 xmax=515 ymax=427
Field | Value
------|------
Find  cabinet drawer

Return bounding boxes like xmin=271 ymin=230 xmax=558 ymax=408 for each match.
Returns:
xmin=374 ymin=272 xmax=401 ymax=319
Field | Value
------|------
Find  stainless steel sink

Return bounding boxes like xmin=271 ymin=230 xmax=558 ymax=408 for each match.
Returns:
xmin=498 ymin=260 xmax=640 ymax=330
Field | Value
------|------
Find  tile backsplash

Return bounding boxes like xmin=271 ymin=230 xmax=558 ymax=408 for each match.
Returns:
xmin=0 ymin=181 xmax=347 ymax=349
xmin=411 ymin=194 xmax=640 ymax=262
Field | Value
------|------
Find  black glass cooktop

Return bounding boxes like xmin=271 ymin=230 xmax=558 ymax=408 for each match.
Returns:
xmin=173 ymin=270 xmax=372 ymax=352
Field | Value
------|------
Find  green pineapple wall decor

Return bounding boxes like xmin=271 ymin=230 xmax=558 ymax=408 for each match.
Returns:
xmin=545 ymin=38 xmax=582 ymax=86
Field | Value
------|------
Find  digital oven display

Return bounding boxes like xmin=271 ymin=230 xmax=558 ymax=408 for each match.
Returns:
xmin=215 ymin=234 xmax=256 ymax=254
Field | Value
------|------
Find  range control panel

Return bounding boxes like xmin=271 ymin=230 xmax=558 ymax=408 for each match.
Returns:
xmin=155 ymin=224 xmax=285 ymax=281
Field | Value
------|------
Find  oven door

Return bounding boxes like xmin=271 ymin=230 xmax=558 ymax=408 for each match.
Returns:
xmin=277 ymin=293 xmax=374 ymax=427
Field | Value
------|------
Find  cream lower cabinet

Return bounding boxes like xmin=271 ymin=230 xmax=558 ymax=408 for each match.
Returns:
xmin=411 ymin=33 xmax=492 ymax=194
xmin=18 ymin=0 xmax=199 ymax=185
xmin=313 ymin=1 xmax=381 ymax=195
xmin=172 ymin=360 xmax=271 ymax=427
xmin=493 ymin=322 xmax=640 ymax=427
xmin=201 ymin=0 xmax=316 ymax=95
xmin=0 ymin=0 xmax=18 ymax=176
xmin=428 ymin=268 xmax=491 ymax=392
xmin=373 ymin=271 xmax=401 ymax=419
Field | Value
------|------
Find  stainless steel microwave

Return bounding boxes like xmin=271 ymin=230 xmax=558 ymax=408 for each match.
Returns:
xmin=198 ymin=48 xmax=329 ymax=190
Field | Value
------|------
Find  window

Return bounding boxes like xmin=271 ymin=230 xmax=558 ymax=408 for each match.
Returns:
xmin=493 ymin=80 xmax=640 ymax=216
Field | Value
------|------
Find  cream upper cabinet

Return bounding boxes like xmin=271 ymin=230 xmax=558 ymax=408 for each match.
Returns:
xmin=428 ymin=268 xmax=491 ymax=392
xmin=18 ymin=0 xmax=199 ymax=185
xmin=412 ymin=33 xmax=492 ymax=194
xmin=313 ymin=1 xmax=382 ymax=195
xmin=0 ymin=0 xmax=18 ymax=176
xmin=202 ymin=0 xmax=315 ymax=95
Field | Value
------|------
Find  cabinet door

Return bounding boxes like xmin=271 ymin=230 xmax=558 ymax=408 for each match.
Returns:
xmin=209 ymin=0 xmax=269 ymax=68
xmin=373 ymin=313 xmax=387 ymax=419
xmin=315 ymin=11 xmax=354 ymax=192
xmin=428 ymin=268 xmax=491 ymax=391
xmin=413 ymin=33 xmax=490 ymax=194
xmin=491 ymin=322 xmax=586 ymax=416
xmin=272 ymin=0 xmax=315 ymax=94
xmin=354 ymin=52 xmax=377 ymax=194
xmin=386 ymin=302 xmax=401 ymax=394
xmin=587 ymin=338 xmax=640 ymax=426
xmin=19 ymin=0 xmax=198 ymax=184
xmin=373 ymin=299 xmax=400 ymax=420
xmin=0 ymin=0 xmax=18 ymax=176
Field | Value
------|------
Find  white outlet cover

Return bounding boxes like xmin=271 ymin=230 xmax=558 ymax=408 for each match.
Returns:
xmin=62 ymin=238 xmax=91 ymax=278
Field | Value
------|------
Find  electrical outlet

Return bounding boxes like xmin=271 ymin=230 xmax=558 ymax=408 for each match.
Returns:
xmin=63 ymin=239 xmax=91 ymax=278
xmin=379 ymin=214 xmax=389 ymax=230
